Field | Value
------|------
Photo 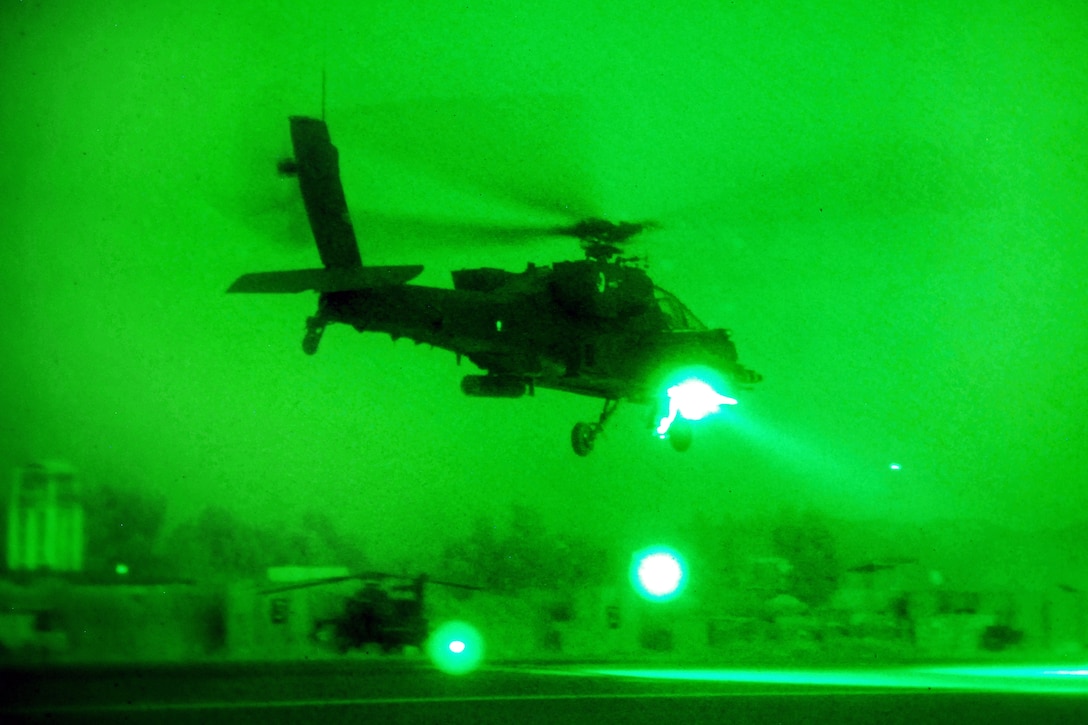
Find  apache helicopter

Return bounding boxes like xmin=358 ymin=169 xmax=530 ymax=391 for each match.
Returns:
xmin=260 ymin=571 xmax=481 ymax=654
xmin=229 ymin=116 xmax=761 ymax=455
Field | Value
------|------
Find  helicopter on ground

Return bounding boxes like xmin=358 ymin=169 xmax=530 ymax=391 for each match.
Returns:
xmin=260 ymin=571 xmax=482 ymax=654
xmin=228 ymin=116 xmax=761 ymax=455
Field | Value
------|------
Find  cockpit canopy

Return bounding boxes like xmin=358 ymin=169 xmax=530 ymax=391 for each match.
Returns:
xmin=550 ymin=260 xmax=656 ymax=319
xmin=654 ymin=286 xmax=708 ymax=331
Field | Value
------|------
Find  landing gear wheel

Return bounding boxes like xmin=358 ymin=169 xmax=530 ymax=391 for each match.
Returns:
xmin=668 ymin=418 xmax=693 ymax=452
xmin=570 ymin=399 xmax=618 ymax=456
xmin=571 ymin=422 xmax=596 ymax=457
xmin=302 ymin=331 xmax=320 ymax=355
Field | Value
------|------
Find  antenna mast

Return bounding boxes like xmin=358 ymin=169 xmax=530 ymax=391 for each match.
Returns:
xmin=320 ymin=10 xmax=328 ymax=121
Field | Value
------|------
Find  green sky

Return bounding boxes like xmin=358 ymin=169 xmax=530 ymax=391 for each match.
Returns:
xmin=2 ymin=0 xmax=1086 ymax=564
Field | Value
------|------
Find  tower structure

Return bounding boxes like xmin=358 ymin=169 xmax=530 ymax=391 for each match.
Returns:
xmin=6 ymin=460 xmax=84 ymax=572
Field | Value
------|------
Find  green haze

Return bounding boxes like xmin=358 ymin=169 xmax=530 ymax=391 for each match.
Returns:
xmin=1 ymin=0 xmax=1085 ymax=567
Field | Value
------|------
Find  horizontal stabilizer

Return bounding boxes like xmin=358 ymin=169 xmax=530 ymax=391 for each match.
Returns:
xmin=228 ymin=265 xmax=423 ymax=294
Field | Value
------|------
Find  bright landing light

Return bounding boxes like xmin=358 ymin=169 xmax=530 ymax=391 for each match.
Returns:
xmin=657 ymin=379 xmax=737 ymax=436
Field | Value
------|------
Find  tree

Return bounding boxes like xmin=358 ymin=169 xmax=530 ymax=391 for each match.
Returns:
xmin=438 ymin=505 xmax=612 ymax=595
xmin=159 ymin=506 xmax=264 ymax=580
xmin=298 ymin=510 xmax=368 ymax=567
xmin=158 ymin=506 xmax=370 ymax=582
xmin=83 ymin=483 xmax=169 ymax=578
xmin=440 ymin=514 xmax=502 ymax=590
xmin=770 ymin=508 xmax=841 ymax=607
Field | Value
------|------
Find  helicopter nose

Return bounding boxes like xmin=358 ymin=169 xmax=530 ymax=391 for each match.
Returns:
xmin=737 ymin=367 xmax=763 ymax=384
xmin=711 ymin=329 xmax=739 ymax=361
xmin=706 ymin=329 xmax=761 ymax=385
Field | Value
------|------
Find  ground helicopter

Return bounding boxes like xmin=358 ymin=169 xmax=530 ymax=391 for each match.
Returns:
xmin=260 ymin=571 xmax=481 ymax=654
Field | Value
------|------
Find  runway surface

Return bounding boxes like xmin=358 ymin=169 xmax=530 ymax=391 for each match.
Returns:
xmin=4 ymin=658 xmax=1086 ymax=724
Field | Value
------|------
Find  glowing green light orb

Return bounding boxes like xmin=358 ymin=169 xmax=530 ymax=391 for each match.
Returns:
xmin=640 ymin=554 xmax=682 ymax=595
xmin=657 ymin=378 xmax=737 ymax=436
xmin=890 ymin=463 xmax=901 ymax=471
xmin=630 ymin=547 xmax=687 ymax=601
xmin=426 ymin=621 xmax=484 ymax=675
xmin=115 ymin=563 xmax=129 ymax=576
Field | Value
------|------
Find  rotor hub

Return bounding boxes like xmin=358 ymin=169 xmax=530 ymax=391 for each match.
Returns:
xmin=553 ymin=218 xmax=652 ymax=261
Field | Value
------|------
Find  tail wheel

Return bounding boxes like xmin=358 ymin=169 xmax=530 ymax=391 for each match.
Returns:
xmin=571 ymin=422 xmax=596 ymax=456
xmin=302 ymin=316 xmax=325 ymax=355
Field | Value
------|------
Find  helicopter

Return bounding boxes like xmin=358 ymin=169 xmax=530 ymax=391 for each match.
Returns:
xmin=260 ymin=571 xmax=481 ymax=654
xmin=228 ymin=115 xmax=761 ymax=455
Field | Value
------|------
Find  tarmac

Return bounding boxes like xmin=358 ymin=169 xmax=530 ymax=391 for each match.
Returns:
xmin=4 ymin=656 xmax=1086 ymax=724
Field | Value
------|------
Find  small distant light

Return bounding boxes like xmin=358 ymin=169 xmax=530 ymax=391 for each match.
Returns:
xmin=449 ymin=640 xmax=466 ymax=654
xmin=115 ymin=563 xmax=129 ymax=576
xmin=890 ymin=463 xmax=901 ymax=471
xmin=495 ymin=320 xmax=503 ymax=332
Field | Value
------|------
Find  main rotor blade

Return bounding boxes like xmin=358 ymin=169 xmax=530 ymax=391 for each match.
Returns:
xmin=350 ymin=211 xmax=568 ymax=246
xmin=425 ymin=578 xmax=485 ymax=591
xmin=259 ymin=575 xmax=359 ymax=595
xmin=337 ymin=95 xmax=601 ymax=221
xmin=257 ymin=570 xmax=399 ymax=595
xmin=665 ymin=134 xmax=986 ymax=233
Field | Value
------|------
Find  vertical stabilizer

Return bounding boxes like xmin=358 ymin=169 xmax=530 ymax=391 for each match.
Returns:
xmin=286 ymin=116 xmax=363 ymax=269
